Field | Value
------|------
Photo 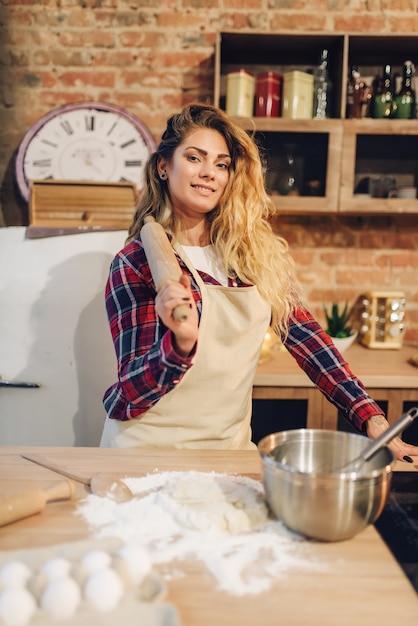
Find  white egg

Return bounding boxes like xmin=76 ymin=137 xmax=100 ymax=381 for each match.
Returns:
xmin=81 ymin=549 xmax=111 ymax=575
xmin=40 ymin=557 xmax=71 ymax=580
xmin=0 ymin=587 xmax=36 ymax=626
xmin=0 ymin=562 xmax=32 ymax=588
xmin=84 ymin=567 xmax=124 ymax=612
xmin=113 ymin=543 xmax=152 ymax=586
xmin=40 ymin=576 xmax=81 ymax=620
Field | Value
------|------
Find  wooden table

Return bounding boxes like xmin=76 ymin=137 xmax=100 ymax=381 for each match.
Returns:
xmin=0 ymin=446 xmax=416 ymax=625
xmin=254 ymin=343 xmax=418 ymax=430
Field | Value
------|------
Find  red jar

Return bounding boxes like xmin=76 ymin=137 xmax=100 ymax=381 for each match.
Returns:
xmin=255 ymin=72 xmax=282 ymax=117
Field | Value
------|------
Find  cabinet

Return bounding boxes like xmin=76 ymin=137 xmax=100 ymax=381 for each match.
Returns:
xmin=252 ymin=343 xmax=418 ymax=444
xmin=214 ymin=32 xmax=418 ymax=214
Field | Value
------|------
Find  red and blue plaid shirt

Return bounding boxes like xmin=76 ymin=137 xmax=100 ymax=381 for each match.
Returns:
xmin=103 ymin=238 xmax=383 ymax=432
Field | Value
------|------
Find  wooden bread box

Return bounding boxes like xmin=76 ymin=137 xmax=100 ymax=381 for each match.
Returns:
xmin=27 ymin=179 xmax=138 ymax=237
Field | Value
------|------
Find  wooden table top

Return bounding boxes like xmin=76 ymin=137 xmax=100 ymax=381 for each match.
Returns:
xmin=255 ymin=343 xmax=418 ymax=389
xmin=0 ymin=446 xmax=416 ymax=625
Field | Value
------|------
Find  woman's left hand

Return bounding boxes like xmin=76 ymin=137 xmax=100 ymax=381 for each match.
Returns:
xmin=366 ymin=414 xmax=418 ymax=462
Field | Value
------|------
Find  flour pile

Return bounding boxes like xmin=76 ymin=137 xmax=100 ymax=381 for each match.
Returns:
xmin=77 ymin=471 xmax=323 ymax=596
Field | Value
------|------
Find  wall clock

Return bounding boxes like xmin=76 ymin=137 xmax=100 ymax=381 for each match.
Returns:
xmin=15 ymin=101 xmax=157 ymax=202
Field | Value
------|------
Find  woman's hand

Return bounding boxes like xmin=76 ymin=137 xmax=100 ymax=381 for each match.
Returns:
xmin=366 ymin=414 xmax=418 ymax=462
xmin=155 ymin=273 xmax=199 ymax=356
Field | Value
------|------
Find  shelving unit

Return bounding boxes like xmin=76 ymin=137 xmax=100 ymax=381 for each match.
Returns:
xmin=340 ymin=119 xmax=418 ymax=213
xmin=232 ymin=117 xmax=343 ymax=213
xmin=214 ymin=31 xmax=418 ymax=215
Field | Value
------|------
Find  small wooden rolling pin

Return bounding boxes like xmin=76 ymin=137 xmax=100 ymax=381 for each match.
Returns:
xmin=140 ymin=215 xmax=189 ymax=322
xmin=0 ymin=480 xmax=76 ymax=527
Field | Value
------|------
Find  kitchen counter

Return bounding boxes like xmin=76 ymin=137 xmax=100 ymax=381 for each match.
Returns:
xmin=0 ymin=446 xmax=416 ymax=625
xmin=254 ymin=343 xmax=418 ymax=430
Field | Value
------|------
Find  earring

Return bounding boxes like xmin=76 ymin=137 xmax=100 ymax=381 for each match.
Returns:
xmin=160 ymin=171 xmax=167 ymax=180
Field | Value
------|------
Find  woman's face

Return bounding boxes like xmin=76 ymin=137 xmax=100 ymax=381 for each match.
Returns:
xmin=161 ymin=128 xmax=231 ymax=221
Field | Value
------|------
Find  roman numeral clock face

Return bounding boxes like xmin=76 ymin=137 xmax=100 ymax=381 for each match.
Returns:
xmin=15 ymin=101 xmax=157 ymax=202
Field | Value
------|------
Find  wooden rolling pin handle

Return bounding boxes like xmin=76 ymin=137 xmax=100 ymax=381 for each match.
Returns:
xmin=0 ymin=480 xmax=76 ymax=528
xmin=141 ymin=216 xmax=190 ymax=322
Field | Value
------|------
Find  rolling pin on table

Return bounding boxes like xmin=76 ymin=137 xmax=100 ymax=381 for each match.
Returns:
xmin=0 ymin=480 xmax=75 ymax=527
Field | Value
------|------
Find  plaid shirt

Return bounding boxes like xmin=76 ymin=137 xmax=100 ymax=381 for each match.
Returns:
xmin=103 ymin=239 xmax=383 ymax=432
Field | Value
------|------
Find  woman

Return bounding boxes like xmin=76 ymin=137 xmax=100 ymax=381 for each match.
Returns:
xmin=100 ymin=103 xmax=417 ymax=461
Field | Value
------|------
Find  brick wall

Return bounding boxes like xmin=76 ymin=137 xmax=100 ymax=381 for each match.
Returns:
xmin=0 ymin=1 xmax=417 ymax=342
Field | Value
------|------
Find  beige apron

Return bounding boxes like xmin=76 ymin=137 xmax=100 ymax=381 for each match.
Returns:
xmin=100 ymin=245 xmax=271 ymax=449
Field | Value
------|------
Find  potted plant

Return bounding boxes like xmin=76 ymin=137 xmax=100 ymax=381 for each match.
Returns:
xmin=323 ymin=302 xmax=358 ymax=352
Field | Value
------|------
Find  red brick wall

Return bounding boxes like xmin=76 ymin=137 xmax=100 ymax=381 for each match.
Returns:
xmin=0 ymin=1 xmax=417 ymax=342
xmin=273 ymin=214 xmax=418 ymax=343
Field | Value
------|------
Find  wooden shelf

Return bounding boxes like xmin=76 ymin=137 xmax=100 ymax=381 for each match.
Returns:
xmin=340 ymin=119 xmax=418 ymax=213
xmin=215 ymin=32 xmax=418 ymax=215
xmin=232 ymin=117 xmax=343 ymax=213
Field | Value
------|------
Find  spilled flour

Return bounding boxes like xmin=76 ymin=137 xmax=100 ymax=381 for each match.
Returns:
xmin=77 ymin=471 xmax=324 ymax=596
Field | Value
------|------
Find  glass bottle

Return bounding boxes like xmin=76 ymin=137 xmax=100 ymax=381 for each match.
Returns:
xmin=312 ymin=49 xmax=332 ymax=118
xmin=277 ymin=144 xmax=300 ymax=196
xmin=346 ymin=65 xmax=370 ymax=119
xmin=372 ymin=64 xmax=394 ymax=118
xmin=394 ymin=60 xmax=416 ymax=119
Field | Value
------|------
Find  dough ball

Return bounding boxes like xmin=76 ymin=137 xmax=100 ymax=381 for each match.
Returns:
xmin=84 ymin=567 xmax=124 ymax=612
xmin=0 ymin=587 xmax=36 ymax=626
xmin=113 ymin=543 xmax=152 ymax=586
xmin=162 ymin=473 xmax=269 ymax=533
xmin=40 ymin=576 xmax=81 ymax=620
xmin=0 ymin=561 xmax=32 ymax=588
xmin=40 ymin=557 xmax=71 ymax=581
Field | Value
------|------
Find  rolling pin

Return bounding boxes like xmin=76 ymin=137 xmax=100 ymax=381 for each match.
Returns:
xmin=140 ymin=215 xmax=189 ymax=322
xmin=0 ymin=480 xmax=76 ymax=527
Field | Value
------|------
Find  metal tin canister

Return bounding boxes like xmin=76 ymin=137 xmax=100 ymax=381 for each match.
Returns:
xmin=226 ymin=69 xmax=255 ymax=117
xmin=255 ymin=72 xmax=282 ymax=117
xmin=282 ymin=70 xmax=314 ymax=119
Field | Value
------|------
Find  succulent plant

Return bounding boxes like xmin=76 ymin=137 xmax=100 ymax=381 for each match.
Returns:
xmin=323 ymin=302 xmax=353 ymax=338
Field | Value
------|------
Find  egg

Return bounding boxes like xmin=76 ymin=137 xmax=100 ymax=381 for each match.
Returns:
xmin=84 ymin=567 xmax=124 ymax=612
xmin=0 ymin=562 xmax=31 ymax=589
xmin=40 ymin=576 xmax=81 ymax=620
xmin=80 ymin=549 xmax=111 ymax=575
xmin=40 ymin=557 xmax=71 ymax=580
xmin=0 ymin=587 xmax=36 ymax=626
xmin=113 ymin=543 xmax=152 ymax=586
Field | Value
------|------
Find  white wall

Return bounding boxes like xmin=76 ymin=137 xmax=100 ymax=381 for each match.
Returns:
xmin=0 ymin=227 xmax=128 ymax=446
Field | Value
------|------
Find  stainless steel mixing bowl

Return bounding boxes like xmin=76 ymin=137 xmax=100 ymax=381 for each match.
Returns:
xmin=258 ymin=429 xmax=395 ymax=542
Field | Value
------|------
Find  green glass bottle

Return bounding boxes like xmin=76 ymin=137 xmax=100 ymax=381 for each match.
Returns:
xmin=394 ymin=60 xmax=416 ymax=119
xmin=372 ymin=64 xmax=393 ymax=118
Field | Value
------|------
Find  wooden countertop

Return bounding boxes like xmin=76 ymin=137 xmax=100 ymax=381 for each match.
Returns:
xmin=0 ymin=446 xmax=416 ymax=625
xmin=255 ymin=343 xmax=418 ymax=389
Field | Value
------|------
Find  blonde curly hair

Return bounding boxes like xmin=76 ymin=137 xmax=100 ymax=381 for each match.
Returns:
xmin=127 ymin=103 xmax=301 ymax=337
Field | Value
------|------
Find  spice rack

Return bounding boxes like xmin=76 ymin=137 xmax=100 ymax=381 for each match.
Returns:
xmin=214 ymin=31 xmax=418 ymax=215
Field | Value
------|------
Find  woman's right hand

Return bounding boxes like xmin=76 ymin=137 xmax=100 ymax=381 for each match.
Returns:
xmin=155 ymin=273 xmax=199 ymax=356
